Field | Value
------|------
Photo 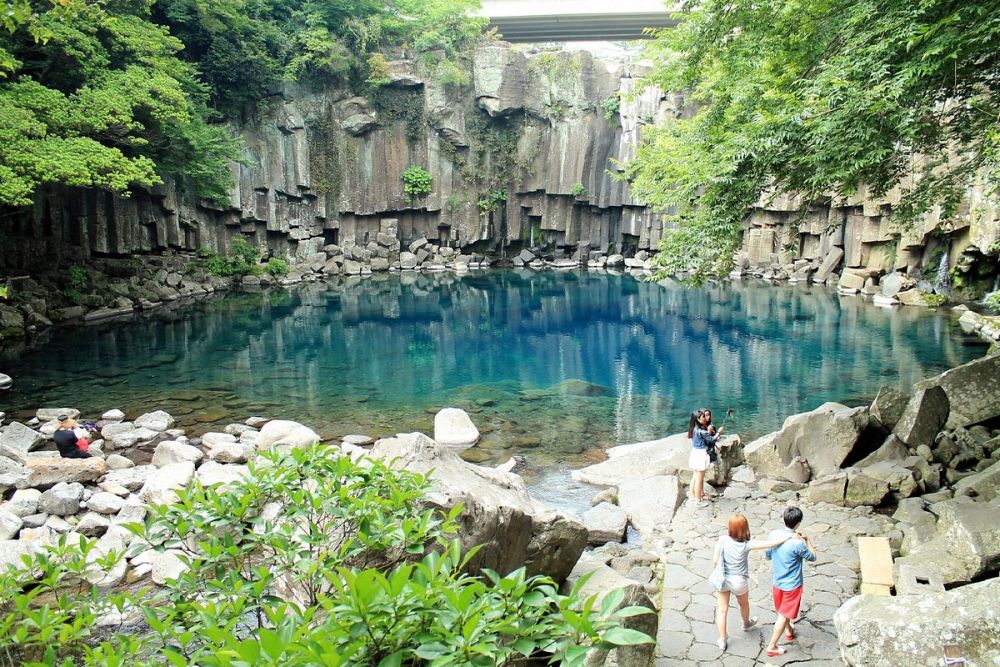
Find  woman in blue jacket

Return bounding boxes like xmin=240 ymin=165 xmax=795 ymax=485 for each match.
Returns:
xmin=688 ymin=408 xmax=722 ymax=507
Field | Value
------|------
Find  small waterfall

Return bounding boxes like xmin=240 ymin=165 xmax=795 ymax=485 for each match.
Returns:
xmin=934 ymin=243 xmax=951 ymax=296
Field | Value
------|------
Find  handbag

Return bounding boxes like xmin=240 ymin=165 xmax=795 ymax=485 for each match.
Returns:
xmin=708 ymin=540 xmax=726 ymax=590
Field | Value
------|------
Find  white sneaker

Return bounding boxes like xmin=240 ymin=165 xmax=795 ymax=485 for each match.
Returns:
xmin=717 ymin=637 xmax=727 ymax=651
xmin=743 ymin=616 xmax=758 ymax=631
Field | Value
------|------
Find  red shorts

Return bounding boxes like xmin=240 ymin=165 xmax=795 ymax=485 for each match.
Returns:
xmin=772 ymin=585 xmax=803 ymax=620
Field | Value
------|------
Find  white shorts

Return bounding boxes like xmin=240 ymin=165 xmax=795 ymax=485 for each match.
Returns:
xmin=689 ymin=448 xmax=711 ymax=472
xmin=721 ymin=574 xmax=749 ymax=595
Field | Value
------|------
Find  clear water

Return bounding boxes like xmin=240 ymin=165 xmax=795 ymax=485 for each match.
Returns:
xmin=0 ymin=270 xmax=985 ymax=509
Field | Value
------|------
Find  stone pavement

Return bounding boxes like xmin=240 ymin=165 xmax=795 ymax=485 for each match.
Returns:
xmin=649 ymin=484 xmax=892 ymax=666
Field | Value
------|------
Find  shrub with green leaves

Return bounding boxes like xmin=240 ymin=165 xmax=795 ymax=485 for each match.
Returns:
xmin=203 ymin=236 xmax=263 ymax=277
xmin=0 ymin=444 xmax=653 ymax=666
xmin=266 ymin=258 xmax=290 ymax=276
xmin=477 ymin=189 xmax=507 ymax=215
xmin=570 ymin=182 xmax=586 ymax=198
xmin=599 ymin=95 xmax=620 ymax=121
xmin=402 ymin=165 xmax=433 ymax=200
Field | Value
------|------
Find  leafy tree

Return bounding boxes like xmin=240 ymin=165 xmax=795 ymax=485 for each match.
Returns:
xmin=0 ymin=0 xmax=240 ymax=206
xmin=624 ymin=0 xmax=1000 ymax=283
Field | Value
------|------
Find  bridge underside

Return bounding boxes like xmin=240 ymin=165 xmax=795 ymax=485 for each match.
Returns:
xmin=487 ymin=12 xmax=676 ymax=42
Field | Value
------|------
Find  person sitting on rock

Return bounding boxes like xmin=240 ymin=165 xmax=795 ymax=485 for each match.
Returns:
xmin=687 ymin=408 xmax=722 ymax=507
xmin=712 ymin=513 xmax=793 ymax=652
xmin=53 ymin=415 xmax=92 ymax=459
xmin=764 ymin=506 xmax=817 ymax=657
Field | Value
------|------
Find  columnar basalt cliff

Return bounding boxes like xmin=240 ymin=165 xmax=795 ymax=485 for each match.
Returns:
xmin=1 ymin=43 xmax=998 ymax=296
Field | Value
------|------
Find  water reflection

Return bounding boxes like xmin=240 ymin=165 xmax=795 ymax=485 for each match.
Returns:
xmin=0 ymin=270 xmax=984 ymax=493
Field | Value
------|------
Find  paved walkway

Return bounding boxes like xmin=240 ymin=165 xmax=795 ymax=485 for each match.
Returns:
xmin=649 ymin=484 xmax=892 ymax=666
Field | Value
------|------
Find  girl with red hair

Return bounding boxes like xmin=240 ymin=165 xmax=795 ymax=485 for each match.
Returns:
xmin=711 ymin=513 xmax=791 ymax=652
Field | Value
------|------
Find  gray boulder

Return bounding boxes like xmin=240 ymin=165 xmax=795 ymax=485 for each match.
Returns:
xmin=151 ymin=441 xmax=204 ymax=468
xmin=0 ymin=510 xmax=22 ymax=540
xmin=370 ymin=432 xmax=586 ymax=581
xmin=138 ymin=461 xmax=195 ymax=505
xmin=894 ymin=498 xmax=1000 ymax=585
xmin=572 ymin=433 xmax=739 ymax=488
xmin=20 ymin=456 xmax=107 ymax=489
xmin=893 ymin=386 xmax=949 ymax=449
xmin=914 ymin=354 xmax=1000 ymax=430
xmin=101 ymin=464 xmax=156 ymax=492
xmin=954 ymin=460 xmax=1000 ymax=501
xmin=134 ymin=410 xmax=175 ymax=432
xmin=207 ymin=440 xmax=256 ymax=463
xmin=196 ymin=461 xmax=249 ymax=487
xmin=869 ymin=386 xmax=909 ymax=431
xmin=36 ymin=408 xmax=79 ymax=421
xmin=0 ymin=422 xmax=45 ymax=454
xmin=433 ymin=408 xmax=480 ymax=446
xmin=87 ymin=491 xmax=126 ymax=515
xmin=75 ymin=511 xmax=111 ymax=537
xmin=106 ymin=454 xmax=134 ymax=470
xmin=4 ymin=489 xmax=41 ymax=517
xmin=39 ymin=482 xmax=85 ymax=516
xmin=255 ymin=420 xmax=320 ymax=450
xmin=834 ymin=576 xmax=1000 ymax=667
xmin=0 ymin=540 xmax=42 ymax=573
xmin=617 ymin=475 xmax=684 ymax=535
xmin=879 ymin=271 xmax=910 ymax=297
xmin=844 ymin=470 xmax=890 ymax=507
xmin=582 ymin=502 xmax=629 ymax=545
xmin=805 ymin=472 xmax=848 ymax=505
xmin=744 ymin=403 xmax=868 ymax=481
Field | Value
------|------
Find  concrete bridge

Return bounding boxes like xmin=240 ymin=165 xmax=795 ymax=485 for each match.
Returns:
xmin=479 ymin=0 xmax=677 ymax=42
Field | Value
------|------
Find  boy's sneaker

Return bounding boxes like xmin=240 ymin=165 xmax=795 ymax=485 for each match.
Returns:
xmin=743 ymin=617 xmax=758 ymax=631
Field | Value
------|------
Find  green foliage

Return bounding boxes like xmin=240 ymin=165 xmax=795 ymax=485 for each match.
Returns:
xmin=985 ymin=291 xmax=1000 ymax=312
xmin=446 ymin=193 xmax=462 ymax=212
xmin=0 ymin=0 xmax=241 ymax=207
xmin=922 ymin=292 xmax=947 ymax=307
xmin=266 ymin=257 xmax=290 ymax=276
xmin=570 ymin=182 xmax=586 ymax=198
xmin=478 ymin=189 xmax=507 ymax=215
xmin=599 ymin=94 xmax=620 ymax=121
xmin=402 ymin=164 xmax=432 ymax=199
xmin=432 ymin=59 xmax=470 ymax=88
xmin=365 ymin=52 xmax=391 ymax=87
xmin=0 ymin=534 xmax=143 ymax=666
xmin=466 ymin=111 xmax=530 ymax=192
xmin=0 ymin=444 xmax=654 ymax=666
xmin=626 ymin=0 xmax=1000 ymax=283
xmin=204 ymin=236 xmax=262 ymax=277
xmin=370 ymin=86 xmax=426 ymax=142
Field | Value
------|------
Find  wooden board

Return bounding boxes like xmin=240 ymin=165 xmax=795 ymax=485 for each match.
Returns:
xmin=860 ymin=582 xmax=891 ymax=596
xmin=858 ymin=536 xmax=894 ymax=587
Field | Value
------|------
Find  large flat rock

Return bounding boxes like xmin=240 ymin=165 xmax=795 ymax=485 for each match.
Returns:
xmin=20 ymin=456 xmax=107 ymax=489
xmin=834 ymin=576 xmax=1000 ymax=667
xmin=370 ymin=432 xmax=586 ymax=582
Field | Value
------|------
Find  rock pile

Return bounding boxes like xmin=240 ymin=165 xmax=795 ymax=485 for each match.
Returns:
xmin=742 ymin=353 xmax=1000 ymax=508
xmin=0 ymin=405 xmax=590 ymax=597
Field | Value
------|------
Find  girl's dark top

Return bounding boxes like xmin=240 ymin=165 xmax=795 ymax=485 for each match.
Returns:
xmin=53 ymin=428 xmax=90 ymax=459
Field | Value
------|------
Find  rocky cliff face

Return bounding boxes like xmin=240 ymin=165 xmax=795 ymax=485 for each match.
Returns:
xmin=0 ymin=45 xmax=674 ymax=272
xmin=1 ymin=43 xmax=998 ymax=293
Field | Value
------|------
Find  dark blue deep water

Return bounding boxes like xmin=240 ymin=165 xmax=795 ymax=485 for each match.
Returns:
xmin=0 ymin=270 xmax=985 ymax=501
